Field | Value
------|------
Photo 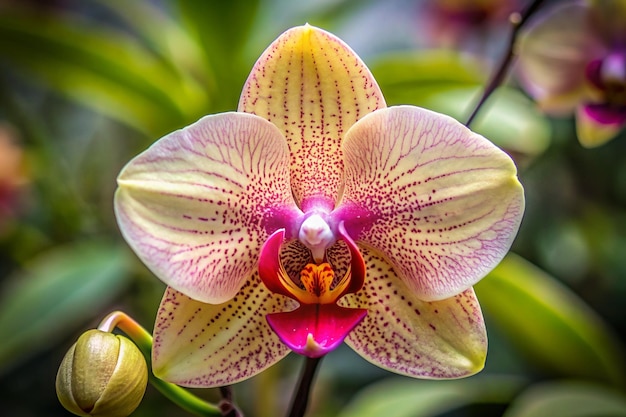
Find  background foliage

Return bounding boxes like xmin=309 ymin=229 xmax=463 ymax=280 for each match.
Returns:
xmin=0 ymin=0 xmax=625 ymax=416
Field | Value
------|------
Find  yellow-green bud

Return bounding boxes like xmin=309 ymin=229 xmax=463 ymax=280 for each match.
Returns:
xmin=56 ymin=329 xmax=148 ymax=417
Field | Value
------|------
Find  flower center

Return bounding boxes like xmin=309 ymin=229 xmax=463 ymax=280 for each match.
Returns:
xmin=601 ymin=53 xmax=626 ymax=106
xmin=587 ymin=53 xmax=626 ymax=107
xmin=257 ymin=224 xmax=368 ymax=358
xmin=258 ymin=222 xmax=365 ymax=306
xmin=300 ymin=263 xmax=334 ymax=298
xmin=298 ymin=214 xmax=335 ymax=262
xmin=265 ymin=259 xmax=354 ymax=306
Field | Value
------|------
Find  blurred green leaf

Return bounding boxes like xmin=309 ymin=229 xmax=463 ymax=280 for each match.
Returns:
xmin=0 ymin=10 xmax=208 ymax=134
xmin=0 ymin=240 xmax=131 ymax=375
xmin=337 ymin=375 xmax=525 ymax=417
xmin=372 ymin=51 xmax=551 ymax=157
xmin=91 ymin=0 xmax=210 ymax=84
xmin=177 ymin=0 xmax=260 ymax=111
xmin=372 ymin=50 xmax=486 ymax=87
xmin=477 ymin=253 xmax=626 ymax=387
xmin=177 ymin=0 xmax=259 ymax=60
xmin=177 ymin=0 xmax=260 ymax=52
xmin=423 ymin=86 xmax=551 ymax=157
xmin=503 ymin=380 xmax=626 ymax=417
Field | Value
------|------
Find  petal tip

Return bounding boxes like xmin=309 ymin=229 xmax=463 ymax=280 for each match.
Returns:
xmin=576 ymin=105 xmax=624 ymax=147
xmin=461 ymin=345 xmax=487 ymax=377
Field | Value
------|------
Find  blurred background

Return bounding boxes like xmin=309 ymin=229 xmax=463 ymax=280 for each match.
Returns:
xmin=0 ymin=0 xmax=625 ymax=416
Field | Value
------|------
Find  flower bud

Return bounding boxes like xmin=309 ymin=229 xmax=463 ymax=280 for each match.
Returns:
xmin=56 ymin=329 xmax=148 ymax=417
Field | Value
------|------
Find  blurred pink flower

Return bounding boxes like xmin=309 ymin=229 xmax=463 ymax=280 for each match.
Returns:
xmin=420 ymin=0 xmax=524 ymax=52
xmin=0 ymin=124 xmax=26 ymax=230
xmin=517 ymin=0 xmax=626 ymax=147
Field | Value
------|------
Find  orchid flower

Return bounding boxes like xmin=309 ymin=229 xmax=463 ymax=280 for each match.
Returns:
xmin=114 ymin=25 xmax=524 ymax=388
xmin=517 ymin=0 xmax=626 ymax=147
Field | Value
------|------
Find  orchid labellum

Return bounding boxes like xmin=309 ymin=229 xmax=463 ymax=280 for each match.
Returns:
xmin=114 ymin=25 xmax=524 ymax=387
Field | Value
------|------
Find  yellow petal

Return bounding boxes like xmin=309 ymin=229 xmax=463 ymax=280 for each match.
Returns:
xmin=576 ymin=105 xmax=625 ymax=148
xmin=239 ymin=24 xmax=386 ymax=210
xmin=152 ymin=278 xmax=296 ymax=387
xmin=341 ymin=248 xmax=487 ymax=378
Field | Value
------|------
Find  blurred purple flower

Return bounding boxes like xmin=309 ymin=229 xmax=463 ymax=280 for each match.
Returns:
xmin=517 ymin=0 xmax=626 ymax=147
xmin=419 ymin=0 xmax=524 ymax=53
xmin=0 ymin=124 xmax=26 ymax=231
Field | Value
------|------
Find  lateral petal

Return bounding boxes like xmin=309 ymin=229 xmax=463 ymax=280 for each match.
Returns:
xmin=152 ymin=280 xmax=296 ymax=387
xmin=341 ymin=248 xmax=487 ymax=378
xmin=115 ymin=112 xmax=302 ymax=303
xmin=238 ymin=24 xmax=386 ymax=211
xmin=337 ymin=106 xmax=524 ymax=301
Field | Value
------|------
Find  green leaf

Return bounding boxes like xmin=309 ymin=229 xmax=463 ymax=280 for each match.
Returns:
xmin=371 ymin=50 xmax=486 ymax=87
xmin=503 ymin=381 xmax=626 ymax=417
xmin=0 ymin=10 xmax=207 ymax=134
xmin=337 ymin=375 xmax=525 ymax=417
xmin=177 ymin=0 xmax=260 ymax=61
xmin=88 ymin=0 xmax=212 ymax=99
xmin=371 ymin=52 xmax=551 ymax=157
xmin=176 ymin=0 xmax=261 ymax=111
xmin=0 ymin=240 xmax=131 ymax=375
xmin=476 ymin=254 xmax=626 ymax=387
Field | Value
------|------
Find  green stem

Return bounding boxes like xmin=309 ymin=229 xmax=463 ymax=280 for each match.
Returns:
xmin=98 ymin=311 xmax=223 ymax=417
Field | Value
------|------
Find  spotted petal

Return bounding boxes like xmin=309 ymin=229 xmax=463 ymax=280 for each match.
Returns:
xmin=115 ymin=112 xmax=302 ymax=303
xmin=152 ymin=280 xmax=296 ymax=387
xmin=335 ymin=106 xmax=524 ymax=301
xmin=340 ymin=247 xmax=487 ymax=378
xmin=238 ymin=24 xmax=386 ymax=211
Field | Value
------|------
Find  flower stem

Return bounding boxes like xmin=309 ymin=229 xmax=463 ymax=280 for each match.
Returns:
xmin=97 ymin=311 xmax=224 ymax=417
xmin=219 ymin=386 xmax=243 ymax=417
xmin=286 ymin=356 xmax=323 ymax=417
xmin=465 ymin=0 xmax=546 ymax=127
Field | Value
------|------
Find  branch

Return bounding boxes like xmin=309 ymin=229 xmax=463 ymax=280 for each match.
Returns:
xmin=219 ymin=386 xmax=243 ymax=417
xmin=465 ymin=0 xmax=546 ymax=127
